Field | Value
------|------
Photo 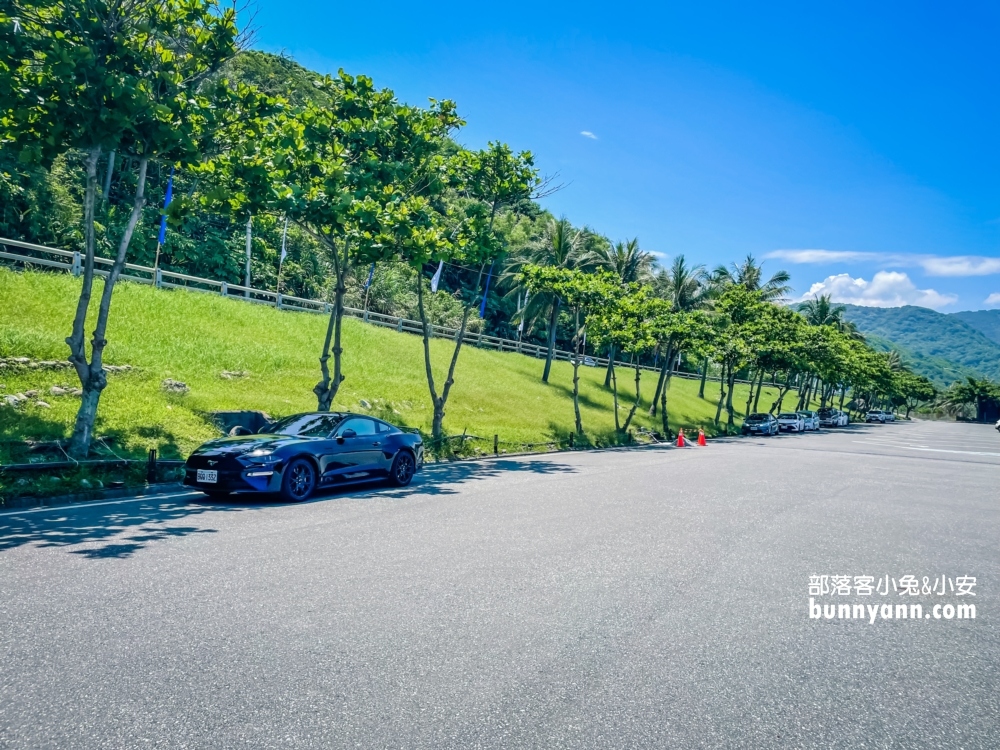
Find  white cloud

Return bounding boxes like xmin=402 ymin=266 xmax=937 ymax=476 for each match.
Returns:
xmin=798 ymin=271 xmax=957 ymax=310
xmin=580 ymin=131 xmax=598 ymax=140
xmin=918 ymin=256 xmax=1000 ymax=277
xmin=767 ymin=249 xmax=879 ymax=264
xmin=984 ymin=293 xmax=1000 ymax=307
xmin=766 ymin=249 xmax=1000 ymax=278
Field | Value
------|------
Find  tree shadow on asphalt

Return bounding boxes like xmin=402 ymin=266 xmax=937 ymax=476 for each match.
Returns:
xmin=0 ymin=457 xmax=578 ymax=558
xmin=0 ymin=498 xmax=257 ymax=558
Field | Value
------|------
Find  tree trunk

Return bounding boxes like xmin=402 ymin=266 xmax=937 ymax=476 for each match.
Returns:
xmin=610 ymin=356 xmax=621 ymax=432
xmin=541 ymin=298 xmax=560 ymax=383
xmin=621 ymin=360 xmax=642 ymax=433
xmin=660 ymin=358 xmax=673 ymax=439
xmin=714 ymin=362 xmax=727 ymax=427
xmin=771 ymin=372 xmax=793 ymax=414
xmin=572 ymin=309 xmax=583 ymax=435
xmin=698 ymin=356 xmax=709 ymax=398
xmin=725 ymin=367 xmax=737 ymax=432
xmin=648 ymin=340 xmax=674 ymax=417
xmin=417 ymin=265 xmax=484 ymax=439
xmin=314 ymin=241 xmax=348 ymax=410
xmin=744 ymin=369 xmax=756 ymax=417
xmin=752 ymin=370 xmax=765 ymax=412
xmin=603 ymin=344 xmax=615 ymax=388
xmin=69 ymin=152 xmax=148 ymax=457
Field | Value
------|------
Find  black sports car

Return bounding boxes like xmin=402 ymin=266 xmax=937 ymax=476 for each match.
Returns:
xmin=183 ymin=412 xmax=423 ymax=502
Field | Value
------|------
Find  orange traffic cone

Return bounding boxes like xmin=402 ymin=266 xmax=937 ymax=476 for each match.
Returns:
xmin=675 ymin=429 xmax=686 ymax=447
xmin=697 ymin=429 xmax=707 ymax=446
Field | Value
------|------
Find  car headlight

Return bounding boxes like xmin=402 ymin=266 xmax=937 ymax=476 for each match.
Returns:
xmin=244 ymin=448 xmax=274 ymax=458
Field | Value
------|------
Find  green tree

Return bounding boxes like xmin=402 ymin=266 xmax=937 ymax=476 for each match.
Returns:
xmin=1 ymin=0 xmax=240 ymax=456
xmin=649 ymin=254 xmax=710 ymax=413
xmin=941 ymin=377 xmax=1000 ymax=422
xmin=520 ymin=266 xmax=619 ymax=436
xmin=586 ymin=237 xmax=655 ymax=388
xmin=206 ymin=71 xmax=462 ymax=410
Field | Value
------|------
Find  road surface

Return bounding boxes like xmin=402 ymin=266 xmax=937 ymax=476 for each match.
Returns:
xmin=1 ymin=420 xmax=997 ymax=748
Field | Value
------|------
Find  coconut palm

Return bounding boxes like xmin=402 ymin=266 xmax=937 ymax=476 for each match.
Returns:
xmin=648 ymin=254 xmax=710 ymax=413
xmin=800 ymin=294 xmax=845 ymax=327
xmin=584 ymin=237 xmax=655 ymax=285
xmin=584 ymin=237 xmax=655 ymax=385
xmin=503 ymin=216 xmax=588 ymax=382
xmin=800 ymin=293 xmax=866 ymax=341
xmin=712 ymin=254 xmax=791 ymax=301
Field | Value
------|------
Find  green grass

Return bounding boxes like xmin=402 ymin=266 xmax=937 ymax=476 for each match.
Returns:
xmin=1 ymin=268 xmax=809 ymax=498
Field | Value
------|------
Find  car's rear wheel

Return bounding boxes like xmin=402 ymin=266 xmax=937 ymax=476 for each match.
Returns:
xmin=280 ymin=458 xmax=316 ymax=502
xmin=388 ymin=451 xmax=415 ymax=487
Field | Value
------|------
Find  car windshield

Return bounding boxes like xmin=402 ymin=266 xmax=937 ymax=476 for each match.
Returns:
xmin=818 ymin=409 xmax=834 ymax=416
xmin=778 ymin=413 xmax=797 ymax=419
xmin=796 ymin=412 xmax=812 ymax=417
xmin=748 ymin=414 xmax=769 ymax=421
xmin=266 ymin=413 xmax=344 ymax=437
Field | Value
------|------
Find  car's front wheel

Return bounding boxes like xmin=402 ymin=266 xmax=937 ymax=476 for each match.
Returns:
xmin=388 ymin=451 xmax=415 ymax=487
xmin=280 ymin=457 xmax=316 ymax=502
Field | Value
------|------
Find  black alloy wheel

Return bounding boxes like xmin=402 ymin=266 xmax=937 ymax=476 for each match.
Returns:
xmin=388 ymin=451 xmax=415 ymax=487
xmin=280 ymin=457 xmax=316 ymax=502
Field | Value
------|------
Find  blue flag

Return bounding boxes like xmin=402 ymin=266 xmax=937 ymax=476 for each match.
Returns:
xmin=157 ymin=167 xmax=174 ymax=246
xmin=364 ymin=263 xmax=375 ymax=289
xmin=479 ymin=263 xmax=494 ymax=318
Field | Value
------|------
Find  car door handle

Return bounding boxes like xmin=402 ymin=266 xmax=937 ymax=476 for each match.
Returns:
xmin=372 ymin=441 xmax=381 ymax=446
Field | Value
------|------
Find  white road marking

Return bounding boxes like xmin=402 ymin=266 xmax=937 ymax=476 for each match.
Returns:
xmin=0 ymin=491 xmax=201 ymax=518
xmin=852 ymin=441 xmax=1000 ymax=458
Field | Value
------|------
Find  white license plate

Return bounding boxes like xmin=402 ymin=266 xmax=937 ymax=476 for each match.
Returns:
xmin=196 ymin=469 xmax=218 ymax=484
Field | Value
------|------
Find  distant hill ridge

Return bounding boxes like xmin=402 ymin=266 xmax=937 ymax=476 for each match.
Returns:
xmin=833 ymin=304 xmax=1000 ymax=386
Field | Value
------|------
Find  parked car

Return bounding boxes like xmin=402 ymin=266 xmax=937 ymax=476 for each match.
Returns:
xmin=184 ymin=412 xmax=424 ymax=502
xmin=818 ymin=408 xmax=849 ymax=427
xmin=883 ymin=410 xmax=896 ymax=422
xmin=777 ymin=412 xmax=806 ymax=432
xmin=742 ymin=413 xmax=779 ymax=436
xmin=866 ymin=410 xmax=886 ymax=423
xmin=796 ymin=410 xmax=820 ymax=431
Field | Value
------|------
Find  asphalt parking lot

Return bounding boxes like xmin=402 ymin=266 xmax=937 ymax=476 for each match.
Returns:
xmin=1 ymin=419 xmax=997 ymax=748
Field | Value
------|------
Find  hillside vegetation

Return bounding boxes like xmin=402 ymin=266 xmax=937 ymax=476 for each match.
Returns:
xmin=0 ymin=269 xmax=793 ymax=472
xmin=840 ymin=304 xmax=1000 ymax=385
xmin=950 ymin=309 xmax=1000 ymax=347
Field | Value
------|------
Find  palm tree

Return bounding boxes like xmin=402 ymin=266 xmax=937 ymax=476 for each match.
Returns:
xmin=712 ymin=254 xmax=791 ymax=301
xmin=800 ymin=294 xmax=845 ymax=327
xmin=800 ymin=293 xmax=865 ymax=341
xmin=503 ymin=216 xmax=588 ymax=383
xmin=585 ymin=237 xmax=655 ymax=385
xmin=648 ymin=255 xmax=710 ymax=415
xmin=584 ymin=237 xmax=654 ymax=285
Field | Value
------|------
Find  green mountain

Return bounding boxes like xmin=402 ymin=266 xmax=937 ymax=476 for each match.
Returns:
xmin=950 ymin=309 xmax=1000 ymax=346
xmin=837 ymin=304 xmax=1000 ymax=386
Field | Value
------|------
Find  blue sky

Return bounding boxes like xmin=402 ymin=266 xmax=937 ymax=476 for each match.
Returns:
xmin=251 ymin=1 xmax=1000 ymax=312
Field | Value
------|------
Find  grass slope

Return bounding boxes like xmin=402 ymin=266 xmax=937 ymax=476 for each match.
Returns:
xmin=839 ymin=304 xmax=1000 ymax=385
xmin=1 ymin=269 xmax=801 ymax=480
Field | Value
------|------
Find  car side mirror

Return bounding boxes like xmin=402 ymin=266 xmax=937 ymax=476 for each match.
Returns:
xmin=229 ymin=425 xmax=252 ymax=436
xmin=342 ymin=429 xmax=357 ymax=439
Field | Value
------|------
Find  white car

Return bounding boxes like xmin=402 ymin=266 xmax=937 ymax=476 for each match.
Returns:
xmin=777 ymin=412 xmax=806 ymax=432
xmin=866 ymin=410 xmax=886 ymax=423
xmin=796 ymin=410 xmax=820 ymax=431
xmin=884 ymin=411 xmax=896 ymax=422
xmin=819 ymin=408 xmax=849 ymax=427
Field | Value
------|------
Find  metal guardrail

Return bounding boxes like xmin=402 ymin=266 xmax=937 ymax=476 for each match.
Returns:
xmin=0 ymin=236 xmax=743 ymax=383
